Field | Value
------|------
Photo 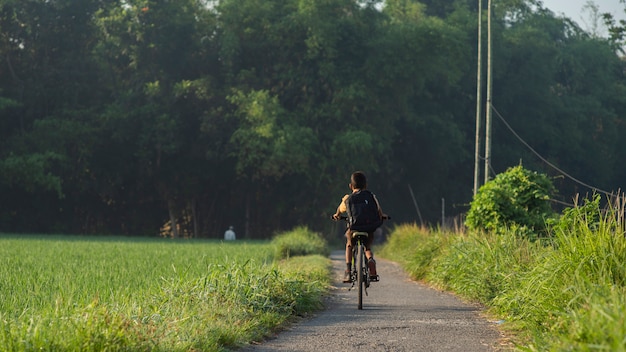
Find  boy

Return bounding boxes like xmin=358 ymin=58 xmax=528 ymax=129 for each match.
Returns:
xmin=332 ymin=171 xmax=386 ymax=283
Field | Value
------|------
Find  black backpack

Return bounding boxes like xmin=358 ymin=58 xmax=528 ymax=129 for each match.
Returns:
xmin=346 ymin=190 xmax=383 ymax=232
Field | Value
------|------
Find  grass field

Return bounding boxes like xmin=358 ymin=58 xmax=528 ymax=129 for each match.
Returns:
xmin=380 ymin=196 xmax=626 ymax=350
xmin=0 ymin=229 xmax=330 ymax=351
xmin=11 ymin=197 xmax=624 ymax=351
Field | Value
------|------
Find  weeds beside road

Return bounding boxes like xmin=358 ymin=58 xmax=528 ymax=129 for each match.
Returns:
xmin=379 ymin=196 xmax=626 ymax=351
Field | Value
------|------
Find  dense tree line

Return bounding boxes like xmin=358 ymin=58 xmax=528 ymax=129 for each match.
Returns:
xmin=0 ymin=0 xmax=624 ymax=238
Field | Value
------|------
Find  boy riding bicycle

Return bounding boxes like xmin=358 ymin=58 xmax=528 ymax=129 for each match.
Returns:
xmin=332 ymin=171 xmax=386 ymax=283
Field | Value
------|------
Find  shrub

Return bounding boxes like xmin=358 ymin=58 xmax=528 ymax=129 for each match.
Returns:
xmin=272 ymin=226 xmax=329 ymax=260
xmin=465 ymin=164 xmax=556 ymax=238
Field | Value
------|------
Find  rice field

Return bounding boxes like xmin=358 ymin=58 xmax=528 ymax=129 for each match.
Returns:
xmin=0 ymin=230 xmax=330 ymax=351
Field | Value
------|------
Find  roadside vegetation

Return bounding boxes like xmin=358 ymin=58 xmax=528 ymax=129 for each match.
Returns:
xmin=380 ymin=167 xmax=626 ymax=350
xmin=0 ymin=227 xmax=330 ymax=351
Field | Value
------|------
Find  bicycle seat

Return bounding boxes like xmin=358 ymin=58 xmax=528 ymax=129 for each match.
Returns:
xmin=351 ymin=231 xmax=369 ymax=238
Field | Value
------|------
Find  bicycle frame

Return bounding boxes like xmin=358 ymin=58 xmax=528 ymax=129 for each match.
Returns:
xmin=350 ymin=231 xmax=370 ymax=310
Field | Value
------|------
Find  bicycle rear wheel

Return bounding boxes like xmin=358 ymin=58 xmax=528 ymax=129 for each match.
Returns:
xmin=357 ymin=243 xmax=364 ymax=310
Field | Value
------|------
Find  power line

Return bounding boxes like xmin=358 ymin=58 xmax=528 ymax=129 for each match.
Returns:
xmin=478 ymin=154 xmax=498 ymax=178
xmin=549 ymin=198 xmax=575 ymax=208
xmin=490 ymin=105 xmax=613 ymax=197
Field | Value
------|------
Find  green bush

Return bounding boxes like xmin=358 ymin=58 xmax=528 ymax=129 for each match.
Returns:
xmin=272 ymin=226 xmax=329 ymax=260
xmin=465 ymin=165 xmax=556 ymax=238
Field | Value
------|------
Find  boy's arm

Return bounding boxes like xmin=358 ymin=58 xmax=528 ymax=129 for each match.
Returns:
xmin=332 ymin=194 xmax=350 ymax=219
xmin=373 ymin=193 xmax=386 ymax=218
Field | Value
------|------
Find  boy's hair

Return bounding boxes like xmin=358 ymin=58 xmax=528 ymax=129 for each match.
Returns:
xmin=350 ymin=171 xmax=367 ymax=189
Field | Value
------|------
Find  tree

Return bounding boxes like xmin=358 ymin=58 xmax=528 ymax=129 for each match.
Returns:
xmin=489 ymin=2 xmax=625 ymax=200
xmin=602 ymin=0 xmax=626 ymax=53
xmin=372 ymin=2 xmax=473 ymax=221
xmin=0 ymin=0 xmax=113 ymax=232
xmin=92 ymin=0 xmax=223 ymax=236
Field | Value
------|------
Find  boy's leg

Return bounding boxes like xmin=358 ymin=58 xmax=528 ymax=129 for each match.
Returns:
xmin=364 ymin=231 xmax=374 ymax=260
xmin=365 ymin=231 xmax=378 ymax=278
xmin=343 ymin=230 xmax=353 ymax=283
xmin=345 ymin=230 xmax=353 ymax=264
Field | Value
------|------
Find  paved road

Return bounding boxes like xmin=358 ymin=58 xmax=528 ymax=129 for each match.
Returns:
xmin=240 ymin=250 xmax=504 ymax=352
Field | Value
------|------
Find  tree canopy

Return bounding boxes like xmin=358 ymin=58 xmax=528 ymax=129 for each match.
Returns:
xmin=0 ymin=0 xmax=624 ymax=237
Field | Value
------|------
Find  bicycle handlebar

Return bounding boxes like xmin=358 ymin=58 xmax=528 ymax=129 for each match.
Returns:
xmin=331 ymin=215 xmax=391 ymax=221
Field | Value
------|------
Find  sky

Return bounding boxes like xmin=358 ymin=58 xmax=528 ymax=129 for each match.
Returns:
xmin=540 ymin=0 xmax=625 ymax=34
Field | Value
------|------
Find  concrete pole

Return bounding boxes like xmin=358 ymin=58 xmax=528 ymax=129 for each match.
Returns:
xmin=484 ymin=0 xmax=493 ymax=183
xmin=473 ymin=0 xmax=483 ymax=196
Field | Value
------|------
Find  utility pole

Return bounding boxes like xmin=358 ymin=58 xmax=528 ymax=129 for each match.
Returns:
xmin=473 ymin=0 xmax=483 ymax=196
xmin=484 ymin=0 xmax=493 ymax=184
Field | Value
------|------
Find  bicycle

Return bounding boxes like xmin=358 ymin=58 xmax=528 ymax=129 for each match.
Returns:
xmin=334 ymin=215 xmax=389 ymax=310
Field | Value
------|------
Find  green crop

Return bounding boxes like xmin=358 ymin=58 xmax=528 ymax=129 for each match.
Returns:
xmin=0 ymin=233 xmax=329 ymax=351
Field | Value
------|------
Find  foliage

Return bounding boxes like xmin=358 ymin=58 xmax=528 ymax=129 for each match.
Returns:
xmin=0 ymin=235 xmax=330 ymax=351
xmin=602 ymin=0 xmax=626 ymax=53
xmin=381 ymin=195 xmax=626 ymax=350
xmin=0 ymin=152 xmax=64 ymax=196
xmin=0 ymin=0 xmax=624 ymax=236
xmin=228 ymin=89 xmax=316 ymax=180
xmin=465 ymin=165 xmax=556 ymax=237
xmin=272 ymin=226 xmax=330 ymax=259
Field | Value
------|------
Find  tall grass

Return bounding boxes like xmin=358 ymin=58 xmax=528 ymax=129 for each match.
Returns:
xmin=0 ymin=230 xmax=330 ymax=351
xmin=380 ymin=196 xmax=626 ymax=350
xmin=378 ymin=223 xmax=451 ymax=280
xmin=496 ymin=197 xmax=626 ymax=350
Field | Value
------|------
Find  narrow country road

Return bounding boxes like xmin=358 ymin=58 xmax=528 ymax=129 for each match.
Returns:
xmin=239 ymin=250 xmax=506 ymax=351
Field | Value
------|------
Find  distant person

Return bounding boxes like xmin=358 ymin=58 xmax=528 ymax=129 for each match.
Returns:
xmin=224 ymin=226 xmax=236 ymax=240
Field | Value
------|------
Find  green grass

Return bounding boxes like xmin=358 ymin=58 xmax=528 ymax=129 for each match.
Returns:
xmin=272 ymin=226 xmax=330 ymax=259
xmin=380 ymin=197 xmax=626 ymax=351
xmin=0 ymin=229 xmax=330 ymax=351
